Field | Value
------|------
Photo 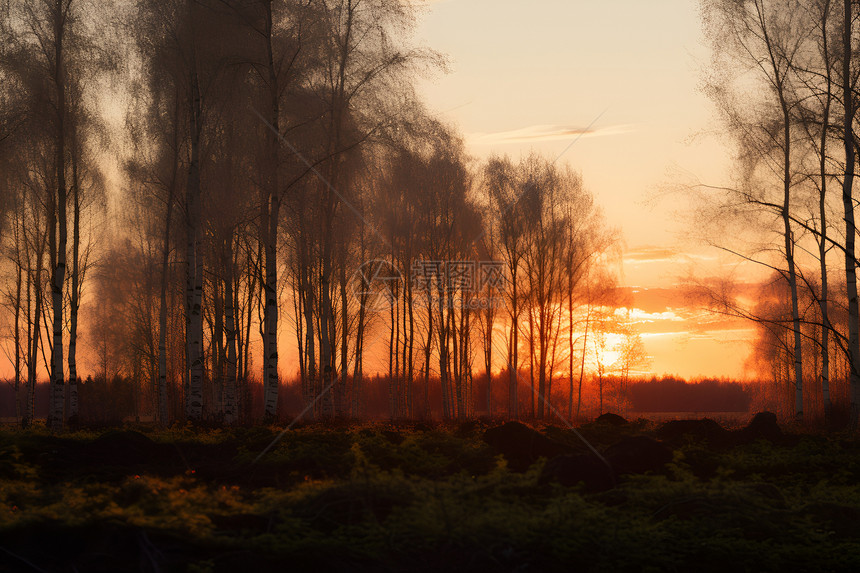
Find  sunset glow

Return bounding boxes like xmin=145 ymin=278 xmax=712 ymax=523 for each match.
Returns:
xmin=2 ymin=0 xmax=857 ymax=427
xmin=5 ymin=1 xmax=860 ymax=568
xmin=414 ymin=0 xmax=746 ymax=380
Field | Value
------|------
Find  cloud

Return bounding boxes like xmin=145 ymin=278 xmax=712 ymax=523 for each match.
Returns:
xmin=605 ymin=285 xmax=753 ymax=340
xmin=640 ymin=331 xmax=689 ymax=338
xmin=684 ymin=328 xmax=757 ymax=342
xmin=615 ymin=307 xmax=685 ymax=324
xmin=634 ymin=309 xmax=685 ymax=323
xmin=613 ymin=286 xmax=677 ymax=314
xmin=623 ymin=246 xmax=680 ymax=264
xmin=467 ymin=123 xmax=634 ymax=145
xmin=623 ymin=245 xmax=717 ymax=265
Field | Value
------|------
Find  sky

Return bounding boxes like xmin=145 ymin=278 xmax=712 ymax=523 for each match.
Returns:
xmin=0 ymin=1 xmax=757 ymax=383
xmin=413 ymin=0 xmax=753 ymax=379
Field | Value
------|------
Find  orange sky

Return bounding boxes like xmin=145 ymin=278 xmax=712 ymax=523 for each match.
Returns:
xmin=414 ymin=0 xmax=753 ymax=380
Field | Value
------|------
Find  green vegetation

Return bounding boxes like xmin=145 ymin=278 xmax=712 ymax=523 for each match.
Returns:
xmin=0 ymin=422 xmax=859 ymax=572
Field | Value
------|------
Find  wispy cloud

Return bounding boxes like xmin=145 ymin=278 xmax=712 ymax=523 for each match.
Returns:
xmin=685 ymin=328 xmax=757 ymax=342
xmin=615 ymin=307 xmax=685 ymax=324
xmin=624 ymin=246 xmax=680 ymax=264
xmin=467 ymin=123 xmax=634 ymax=145
xmin=606 ymin=286 xmax=753 ymax=339
xmin=623 ymin=245 xmax=717 ymax=265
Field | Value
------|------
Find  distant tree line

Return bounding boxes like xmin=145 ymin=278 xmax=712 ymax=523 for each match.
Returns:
xmin=627 ymin=377 xmax=751 ymax=414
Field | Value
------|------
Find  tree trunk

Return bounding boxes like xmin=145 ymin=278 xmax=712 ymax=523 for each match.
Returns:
xmin=157 ymin=149 xmax=176 ymax=426
xmin=424 ymin=286 xmax=433 ymax=418
xmin=67 ymin=133 xmax=81 ymax=423
xmin=352 ymin=228 xmax=367 ymax=417
xmin=537 ymin=310 xmax=547 ymax=420
xmin=452 ymin=289 xmax=462 ymax=420
xmin=49 ymin=4 xmax=68 ymax=432
xmin=843 ymin=0 xmax=860 ymax=427
xmin=484 ymin=300 xmax=494 ymax=417
xmin=12 ymin=224 xmax=22 ymax=425
xmin=339 ymin=243 xmax=349 ymax=417
xmin=782 ymin=106 xmax=803 ymax=420
xmin=509 ymin=276 xmax=519 ymax=419
xmin=389 ymin=257 xmax=396 ymax=418
xmin=25 ymin=239 xmax=43 ymax=428
xmin=262 ymin=5 xmax=281 ymax=421
xmin=302 ymin=240 xmax=316 ymax=420
xmin=406 ymin=266 xmax=415 ymax=418
xmin=577 ymin=308 xmax=589 ymax=420
xmin=224 ymin=237 xmax=238 ymax=425
xmin=819 ymin=29 xmax=832 ymax=414
xmin=319 ymin=229 xmax=334 ymax=419
xmin=185 ymin=64 xmax=204 ymax=422
xmin=528 ymin=306 xmax=536 ymax=418
xmin=438 ymin=274 xmax=450 ymax=420
xmin=213 ymin=268 xmax=225 ymax=418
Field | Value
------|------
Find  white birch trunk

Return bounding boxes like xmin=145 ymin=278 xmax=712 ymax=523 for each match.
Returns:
xmin=185 ymin=64 xmax=204 ymax=422
xmin=49 ymin=4 xmax=68 ymax=432
xmin=67 ymin=129 xmax=81 ymax=423
xmin=775 ymin=57 xmax=803 ymax=419
xmin=186 ymin=238 xmax=204 ymax=421
xmin=262 ymin=6 xmax=280 ymax=421
xmin=263 ymin=236 xmax=279 ymax=419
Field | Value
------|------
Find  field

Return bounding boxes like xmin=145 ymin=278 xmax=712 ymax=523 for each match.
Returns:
xmin=1 ymin=415 xmax=860 ymax=572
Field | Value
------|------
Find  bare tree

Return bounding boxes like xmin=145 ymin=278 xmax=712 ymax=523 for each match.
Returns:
xmin=703 ymin=0 xmax=812 ymax=418
xmin=484 ymin=156 xmax=525 ymax=418
xmin=839 ymin=0 xmax=859 ymax=423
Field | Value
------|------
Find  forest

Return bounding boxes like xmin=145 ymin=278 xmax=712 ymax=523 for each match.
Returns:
xmin=0 ymin=0 xmax=858 ymax=430
xmin=3 ymin=0 xmax=860 ymax=570
xmin=0 ymin=0 xmax=636 ymax=429
xmin=0 ymin=0 xmax=857 ymax=430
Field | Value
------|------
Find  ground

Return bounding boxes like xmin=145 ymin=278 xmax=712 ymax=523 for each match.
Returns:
xmin=1 ymin=416 xmax=859 ymax=572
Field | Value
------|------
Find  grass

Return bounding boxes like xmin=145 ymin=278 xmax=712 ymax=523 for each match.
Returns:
xmin=0 ymin=420 xmax=859 ymax=572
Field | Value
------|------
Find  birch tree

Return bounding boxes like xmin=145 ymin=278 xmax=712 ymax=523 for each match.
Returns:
xmin=485 ymin=156 xmax=525 ymax=419
xmin=839 ymin=0 xmax=859 ymax=424
xmin=703 ymin=0 xmax=810 ymax=418
xmin=1 ymin=0 xmax=78 ymax=430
